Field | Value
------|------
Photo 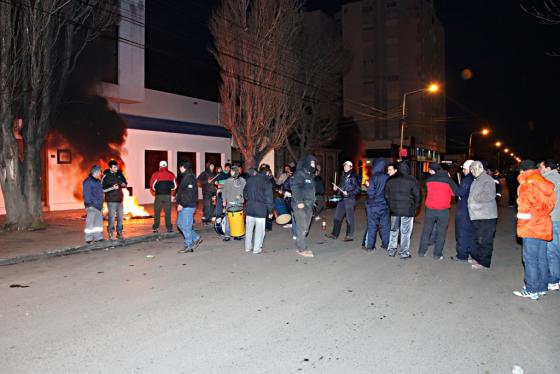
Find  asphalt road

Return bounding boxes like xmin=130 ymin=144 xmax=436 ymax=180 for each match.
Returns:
xmin=1 ymin=205 xmax=559 ymax=373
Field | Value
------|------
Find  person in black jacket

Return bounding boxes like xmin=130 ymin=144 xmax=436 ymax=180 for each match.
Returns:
xmin=243 ymin=165 xmax=274 ymax=254
xmin=384 ymin=162 xmax=421 ymax=258
xmin=326 ymin=161 xmax=361 ymax=241
xmin=197 ymin=163 xmax=217 ymax=224
xmin=101 ymin=160 xmax=128 ymax=240
xmin=363 ymin=158 xmax=390 ymax=251
xmin=176 ymin=161 xmax=202 ymax=252
xmin=291 ymin=154 xmax=317 ymax=257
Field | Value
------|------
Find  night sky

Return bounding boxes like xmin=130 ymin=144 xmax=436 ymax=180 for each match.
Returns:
xmin=145 ymin=0 xmax=559 ymax=161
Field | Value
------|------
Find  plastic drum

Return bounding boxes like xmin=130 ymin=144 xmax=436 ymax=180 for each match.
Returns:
xmin=274 ymin=197 xmax=291 ymax=225
xmin=227 ymin=206 xmax=245 ymax=238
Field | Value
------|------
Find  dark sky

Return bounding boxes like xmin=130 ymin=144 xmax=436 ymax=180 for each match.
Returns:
xmin=145 ymin=0 xmax=559 ymax=160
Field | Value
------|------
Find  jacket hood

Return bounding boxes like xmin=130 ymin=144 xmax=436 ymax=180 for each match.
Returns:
xmin=372 ymin=158 xmax=386 ymax=174
xmin=398 ymin=162 xmax=410 ymax=175
xmin=300 ymin=155 xmax=317 ymax=173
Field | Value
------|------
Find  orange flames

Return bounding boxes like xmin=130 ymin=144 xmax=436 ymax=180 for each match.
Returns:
xmin=121 ymin=188 xmax=150 ymax=218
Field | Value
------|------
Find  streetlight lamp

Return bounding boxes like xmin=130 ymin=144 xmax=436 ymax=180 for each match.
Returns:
xmin=399 ymin=82 xmax=441 ymax=160
xmin=467 ymin=128 xmax=490 ymax=159
xmin=495 ymin=141 xmax=502 ymax=170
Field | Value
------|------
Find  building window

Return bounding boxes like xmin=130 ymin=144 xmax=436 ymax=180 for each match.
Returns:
xmin=145 ymin=150 xmax=168 ymax=188
xmin=56 ymin=149 xmax=72 ymax=164
xmin=362 ymin=26 xmax=374 ymax=42
xmin=99 ymin=26 xmax=119 ymax=84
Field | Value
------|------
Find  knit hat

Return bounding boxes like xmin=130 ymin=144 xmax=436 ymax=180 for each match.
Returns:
xmin=518 ymin=159 xmax=537 ymax=171
xmin=429 ymin=162 xmax=441 ymax=172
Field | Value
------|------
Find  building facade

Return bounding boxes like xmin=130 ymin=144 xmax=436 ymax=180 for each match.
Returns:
xmin=341 ymin=0 xmax=445 ymax=175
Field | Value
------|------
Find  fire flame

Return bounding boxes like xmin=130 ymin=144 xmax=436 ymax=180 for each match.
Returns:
xmin=102 ymin=188 xmax=150 ymax=219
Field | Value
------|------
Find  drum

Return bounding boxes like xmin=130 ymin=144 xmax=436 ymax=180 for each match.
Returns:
xmin=227 ymin=206 xmax=245 ymax=238
xmin=214 ymin=215 xmax=226 ymax=236
xmin=274 ymin=197 xmax=291 ymax=225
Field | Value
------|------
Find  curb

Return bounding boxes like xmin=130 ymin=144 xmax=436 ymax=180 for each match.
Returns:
xmin=0 ymin=226 xmax=214 ymax=266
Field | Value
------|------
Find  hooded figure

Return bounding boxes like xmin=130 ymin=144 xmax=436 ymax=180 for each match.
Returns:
xmin=290 ymin=154 xmax=317 ymax=257
xmin=176 ymin=161 xmax=202 ymax=252
xmin=197 ymin=163 xmax=217 ymax=224
xmin=451 ymin=160 xmax=478 ymax=262
xmin=243 ymin=165 xmax=274 ymax=253
xmin=363 ymin=158 xmax=390 ymax=251
xmin=384 ymin=161 xmax=421 ymax=258
xmin=326 ymin=160 xmax=362 ymax=242
xmin=467 ymin=160 xmax=498 ymax=269
xmin=223 ymin=166 xmax=246 ymax=209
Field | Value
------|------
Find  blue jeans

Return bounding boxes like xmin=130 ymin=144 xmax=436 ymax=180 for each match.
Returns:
xmin=522 ymin=238 xmax=549 ymax=293
xmin=547 ymin=221 xmax=560 ymax=284
xmin=177 ymin=207 xmax=199 ymax=248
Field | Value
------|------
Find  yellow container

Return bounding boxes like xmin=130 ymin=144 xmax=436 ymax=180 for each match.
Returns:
xmin=227 ymin=206 xmax=245 ymax=238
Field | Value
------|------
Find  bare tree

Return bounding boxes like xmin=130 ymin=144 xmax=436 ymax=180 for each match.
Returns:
xmin=210 ymin=0 xmax=303 ymax=169
xmin=521 ymin=0 xmax=560 ymax=56
xmin=0 ymin=0 xmax=117 ymax=230
xmin=286 ymin=20 xmax=343 ymax=161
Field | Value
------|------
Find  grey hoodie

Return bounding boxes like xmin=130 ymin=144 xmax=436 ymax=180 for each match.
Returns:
xmin=468 ymin=161 xmax=498 ymax=220
xmin=543 ymin=168 xmax=560 ymax=221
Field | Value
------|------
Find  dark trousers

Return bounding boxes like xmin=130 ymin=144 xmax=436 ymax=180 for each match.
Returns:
xmin=472 ymin=219 xmax=497 ymax=268
xmin=153 ymin=194 xmax=172 ymax=231
xmin=333 ymin=198 xmax=357 ymax=238
xmin=365 ymin=206 xmax=390 ymax=249
xmin=202 ymin=193 xmax=214 ymax=222
xmin=455 ymin=211 xmax=478 ymax=260
xmin=292 ymin=202 xmax=313 ymax=251
xmin=315 ymin=195 xmax=325 ymax=216
xmin=418 ymin=208 xmax=449 ymax=257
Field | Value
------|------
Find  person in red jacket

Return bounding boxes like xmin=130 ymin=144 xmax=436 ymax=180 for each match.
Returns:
xmin=418 ymin=162 xmax=459 ymax=259
xmin=513 ymin=160 xmax=556 ymax=300
xmin=150 ymin=160 xmax=177 ymax=233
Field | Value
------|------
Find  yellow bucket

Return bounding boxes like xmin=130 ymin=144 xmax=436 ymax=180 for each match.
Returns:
xmin=227 ymin=206 xmax=245 ymax=238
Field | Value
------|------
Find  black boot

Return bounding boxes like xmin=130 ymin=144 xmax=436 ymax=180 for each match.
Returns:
xmin=326 ymin=219 xmax=342 ymax=239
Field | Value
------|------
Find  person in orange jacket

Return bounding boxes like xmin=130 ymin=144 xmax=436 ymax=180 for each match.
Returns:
xmin=513 ymin=160 xmax=556 ymax=300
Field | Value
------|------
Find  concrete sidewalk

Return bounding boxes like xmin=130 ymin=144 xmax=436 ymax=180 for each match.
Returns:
xmin=0 ymin=202 xmax=212 ymax=266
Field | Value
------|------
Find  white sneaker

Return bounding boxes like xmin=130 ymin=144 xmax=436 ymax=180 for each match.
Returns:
xmin=292 ymin=236 xmax=297 ymax=240
xmin=548 ymin=282 xmax=559 ymax=291
xmin=283 ymin=224 xmax=292 ymax=228
xmin=314 ymin=216 xmax=321 ymax=221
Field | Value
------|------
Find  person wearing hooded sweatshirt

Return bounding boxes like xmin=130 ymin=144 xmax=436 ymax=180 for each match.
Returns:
xmin=150 ymin=160 xmax=178 ymax=233
xmin=539 ymin=159 xmax=560 ymax=291
xmin=384 ymin=161 xmax=421 ymax=258
xmin=513 ymin=160 xmax=556 ymax=300
xmin=418 ymin=162 xmax=459 ymax=259
xmin=326 ymin=161 xmax=361 ymax=241
xmin=221 ymin=166 xmax=246 ymax=241
xmin=197 ymin=162 xmax=217 ymax=224
xmin=83 ymin=165 xmax=104 ymax=243
xmin=176 ymin=161 xmax=203 ymax=253
xmin=363 ymin=158 xmax=390 ymax=251
xmin=290 ymin=155 xmax=317 ymax=257
xmin=451 ymin=160 xmax=478 ymax=263
xmin=243 ymin=165 xmax=274 ymax=254
xmin=467 ymin=161 xmax=498 ymax=270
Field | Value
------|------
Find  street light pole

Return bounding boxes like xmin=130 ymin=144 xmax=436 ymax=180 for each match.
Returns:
xmin=399 ymin=88 xmax=429 ymax=161
xmin=467 ymin=128 xmax=490 ymax=159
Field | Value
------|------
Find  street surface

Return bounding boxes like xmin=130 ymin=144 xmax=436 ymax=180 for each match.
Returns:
xmin=1 ymin=204 xmax=559 ymax=373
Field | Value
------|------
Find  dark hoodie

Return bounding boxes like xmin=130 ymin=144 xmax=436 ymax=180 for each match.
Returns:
xmin=384 ymin=162 xmax=421 ymax=217
xmin=291 ymin=155 xmax=317 ymax=205
xmin=339 ymin=166 xmax=361 ymax=200
xmin=366 ymin=158 xmax=389 ymax=209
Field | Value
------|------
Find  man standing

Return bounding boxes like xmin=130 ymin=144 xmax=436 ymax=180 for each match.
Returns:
xmin=176 ymin=161 xmax=202 ymax=253
xmin=363 ymin=158 xmax=390 ymax=251
xmin=314 ymin=165 xmax=325 ymax=222
xmin=326 ymin=161 xmax=361 ymax=242
xmin=83 ymin=165 xmax=104 ymax=244
xmin=222 ymin=166 xmax=246 ymax=241
xmin=451 ymin=160 xmax=478 ymax=263
xmin=198 ymin=162 xmax=217 ymax=225
xmin=150 ymin=160 xmax=177 ymax=234
xmin=506 ymin=166 xmax=519 ymax=207
xmin=384 ymin=162 xmax=421 ymax=259
xmin=538 ymin=160 xmax=560 ymax=291
xmin=468 ymin=161 xmax=498 ymax=270
xmin=102 ymin=160 xmax=128 ymax=241
xmin=291 ymin=155 xmax=317 ymax=257
xmin=418 ymin=162 xmax=459 ymax=259
xmin=513 ymin=160 xmax=555 ymax=300
xmin=243 ymin=164 xmax=274 ymax=254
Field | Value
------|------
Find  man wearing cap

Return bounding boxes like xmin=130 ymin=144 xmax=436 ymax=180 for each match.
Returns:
xmin=150 ymin=160 xmax=178 ymax=233
xmin=326 ymin=161 xmax=361 ymax=242
xmin=83 ymin=165 xmax=104 ymax=244
xmin=418 ymin=162 xmax=459 ymax=259
xmin=467 ymin=161 xmax=498 ymax=269
xmin=539 ymin=160 xmax=560 ymax=292
xmin=513 ymin=160 xmax=555 ymax=299
xmin=176 ymin=161 xmax=202 ymax=252
xmin=450 ymin=160 xmax=478 ymax=262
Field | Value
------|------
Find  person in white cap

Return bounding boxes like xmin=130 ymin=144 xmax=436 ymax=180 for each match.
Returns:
xmin=326 ymin=160 xmax=361 ymax=242
xmin=149 ymin=160 xmax=178 ymax=233
xmin=448 ymin=159 xmax=477 ymax=262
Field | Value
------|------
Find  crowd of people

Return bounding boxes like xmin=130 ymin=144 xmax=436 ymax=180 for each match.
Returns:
xmin=82 ymin=155 xmax=560 ymax=300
